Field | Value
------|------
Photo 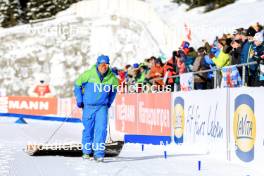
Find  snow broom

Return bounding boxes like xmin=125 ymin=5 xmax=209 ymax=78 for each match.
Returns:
xmin=25 ymin=107 xmax=124 ymax=157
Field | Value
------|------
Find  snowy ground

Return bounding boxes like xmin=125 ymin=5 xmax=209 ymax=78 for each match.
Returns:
xmin=0 ymin=116 xmax=262 ymax=176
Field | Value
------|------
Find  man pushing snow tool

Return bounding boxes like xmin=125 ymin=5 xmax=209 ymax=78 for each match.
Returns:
xmin=74 ymin=55 xmax=118 ymax=162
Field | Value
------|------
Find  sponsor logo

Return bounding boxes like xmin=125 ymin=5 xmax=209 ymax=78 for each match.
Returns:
xmin=234 ymin=94 xmax=256 ymax=162
xmin=116 ymin=96 xmax=136 ymax=132
xmin=9 ymin=100 xmax=49 ymax=110
xmin=173 ymin=97 xmax=184 ymax=144
xmin=8 ymin=96 xmax=57 ymax=115
xmin=138 ymin=101 xmax=170 ymax=132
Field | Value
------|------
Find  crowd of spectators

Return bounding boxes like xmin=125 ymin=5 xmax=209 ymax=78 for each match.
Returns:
xmin=111 ymin=23 xmax=264 ymax=92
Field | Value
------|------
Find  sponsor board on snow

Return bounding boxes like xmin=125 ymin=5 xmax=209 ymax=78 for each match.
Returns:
xmin=171 ymin=89 xmax=227 ymax=159
xmin=114 ymin=93 xmax=171 ymax=136
xmin=8 ymin=96 xmax=57 ymax=115
xmin=137 ymin=93 xmax=171 ymax=136
xmin=115 ymin=94 xmax=137 ymax=133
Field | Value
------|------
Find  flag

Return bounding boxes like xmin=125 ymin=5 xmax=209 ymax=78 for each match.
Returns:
xmin=184 ymin=23 xmax=192 ymax=42
xmin=180 ymin=73 xmax=193 ymax=91
xmin=221 ymin=66 xmax=242 ymax=88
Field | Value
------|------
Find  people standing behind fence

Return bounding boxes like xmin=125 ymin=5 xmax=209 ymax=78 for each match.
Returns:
xmin=112 ymin=23 xmax=264 ymax=92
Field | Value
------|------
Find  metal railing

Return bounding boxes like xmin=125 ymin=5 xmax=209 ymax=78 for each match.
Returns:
xmin=152 ymin=61 xmax=258 ymax=90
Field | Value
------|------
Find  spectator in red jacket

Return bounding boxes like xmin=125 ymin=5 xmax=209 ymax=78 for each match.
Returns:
xmin=148 ymin=58 xmax=164 ymax=89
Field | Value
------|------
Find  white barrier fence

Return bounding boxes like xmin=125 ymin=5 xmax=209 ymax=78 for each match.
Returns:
xmin=170 ymin=87 xmax=263 ymax=173
xmin=171 ymin=89 xmax=227 ymax=160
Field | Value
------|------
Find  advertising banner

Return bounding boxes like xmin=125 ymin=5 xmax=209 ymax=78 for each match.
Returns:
xmin=137 ymin=92 xmax=171 ymax=136
xmin=172 ymin=89 xmax=227 ymax=157
xmin=115 ymin=93 xmax=137 ymax=134
xmin=229 ymin=87 xmax=264 ymax=170
xmin=8 ymin=96 xmax=57 ymax=115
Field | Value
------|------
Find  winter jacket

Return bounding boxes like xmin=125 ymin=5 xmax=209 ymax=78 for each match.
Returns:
xmin=204 ymin=55 xmax=216 ymax=79
xmin=252 ymin=42 xmax=264 ymax=63
xmin=177 ymin=59 xmax=187 ymax=74
xmin=240 ymin=41 xmax=257 ymax=75
xmin=231 ymin=47 xmax=242 ymax=65
xmin=74 ymin=65 xmax=118 ymax=107
xmin=240 ymin=41 xmax=252 ymax=64
xmin=163 ymin=57 xmax=178 ymax=84
xmin=212 ymin=50 xmax=230 ymax=68
xmin=136 ymin=70 xmax=147 ymax=84
xmin=192 ymin=55 xmax=207 ymax=83
xmin=118 ymin=70 xmax=126 ymax=85
xmin=252 ymin=42 xmax=264 ymax=79
xmin=148 ymin=65 xmax=164 ymax=86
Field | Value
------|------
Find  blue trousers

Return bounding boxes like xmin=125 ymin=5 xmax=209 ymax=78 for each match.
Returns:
xmin=82 ymin=105 xmax=108 ymax=158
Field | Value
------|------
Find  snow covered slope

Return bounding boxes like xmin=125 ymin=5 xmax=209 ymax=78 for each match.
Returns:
xmin=0 ymin=0 xmax=170 ymax=97
xmin=147 ymin=0 xmax=264 ymax=48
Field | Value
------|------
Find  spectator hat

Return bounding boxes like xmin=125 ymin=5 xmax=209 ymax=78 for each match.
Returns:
xmin=181 ymin=41 xmax=190 ymax=49
xmin=133 ymin=63 xmax=139 ymax=68
xmin=246 ymin=26 xmax=257 ymax=37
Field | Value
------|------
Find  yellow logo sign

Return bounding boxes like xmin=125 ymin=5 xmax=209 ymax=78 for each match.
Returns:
xmin=173 ymin=104 xmax=184 ymax=138
xmin=234 ymin=104 xmax=256 ymax=152
xmin=233 ymin=94 xmax=256 ymax=162
xmin=173 ymin=97 xmax=184 ymax=144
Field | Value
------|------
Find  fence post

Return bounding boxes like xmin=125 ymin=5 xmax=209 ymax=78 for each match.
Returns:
xmin=213 ymin=70 xmax=217 ymax=89
xmin=242 ymin=65 xmax=246 ymax=86
xmin=192 ymin=73 xmax=195 ymax=90
xmin=226 ymin=88 xmax=231 ymax=161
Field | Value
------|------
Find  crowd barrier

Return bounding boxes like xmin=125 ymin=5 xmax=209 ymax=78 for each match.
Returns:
xmin=0 ymin=87 xmax=263 ymax=171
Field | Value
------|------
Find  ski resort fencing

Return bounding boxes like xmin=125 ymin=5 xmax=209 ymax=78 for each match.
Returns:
xmin=0 ymin=87 xmax=264 ymax=169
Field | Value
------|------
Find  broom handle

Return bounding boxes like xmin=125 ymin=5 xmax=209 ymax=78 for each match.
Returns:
xmin=45 ymin=106 xmax=78 ymax=144
xmin=108 ymin=117 xmax=113 ymax=143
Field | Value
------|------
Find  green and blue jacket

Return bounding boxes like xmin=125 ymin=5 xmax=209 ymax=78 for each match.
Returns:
xmin=74 ymin=65 xmax=119 ymax=107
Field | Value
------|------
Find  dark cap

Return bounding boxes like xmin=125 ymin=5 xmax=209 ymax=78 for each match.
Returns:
xmin=246 ymin=26 xmax=257 ymax=37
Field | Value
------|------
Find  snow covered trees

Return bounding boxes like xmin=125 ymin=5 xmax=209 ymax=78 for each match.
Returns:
xmin=25 ymin=0 xmax=55 ymax=21
xmin=0 ymin=0 xmax=20 ymax=27
xmin=173 ymin=0 xmax=235 ymax=11
xmin=0 ymin=0 xmax=79 ymax=27
xmin=25 ymin=0 xmax=79 ymax=22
